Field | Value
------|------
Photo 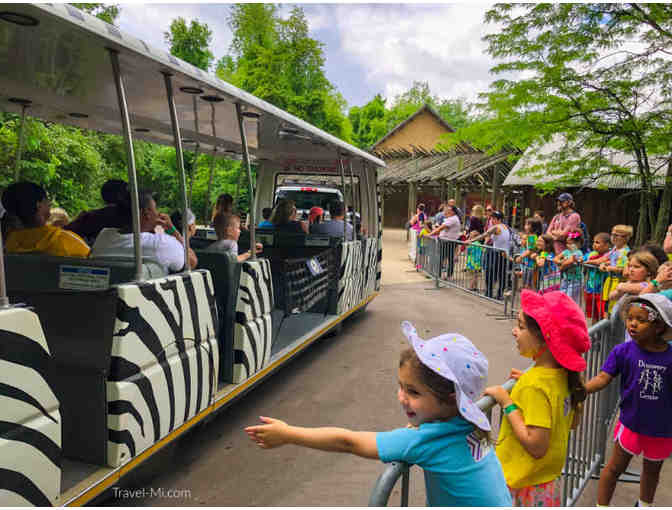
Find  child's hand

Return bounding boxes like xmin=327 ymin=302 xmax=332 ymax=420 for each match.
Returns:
xmin=483 ymin=385 xmax=512 ymax=406
xmin=245 ymin=416 xmax=290 ymax=448
xmin=599 ymin=262 xmax=608 ymax=272
xmin=514 ymin=255 xmax=522 ymax=263
xmin=509 ymin=368 xmax=523 ymax=380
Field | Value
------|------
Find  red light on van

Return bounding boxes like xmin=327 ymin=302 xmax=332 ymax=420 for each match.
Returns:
xmin=300 ymin=187 xmax=318 ymax=192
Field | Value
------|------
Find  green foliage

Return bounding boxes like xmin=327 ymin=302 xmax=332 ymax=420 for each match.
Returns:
xmin=439 ymin=3 xmax=672 ymax=243
xmin=219 ymin=4 xmax=352 ymax=142
xmin=164 ymin=17 xmax=215 ymax=71
xmin=70 ymin=3 xmax=120 ymax=25
xmin=347 ymin=83 xmax=475 ymax=150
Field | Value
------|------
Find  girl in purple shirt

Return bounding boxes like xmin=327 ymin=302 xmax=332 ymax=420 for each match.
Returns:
xmin=586 ymin=294 xmax=672 ymax=507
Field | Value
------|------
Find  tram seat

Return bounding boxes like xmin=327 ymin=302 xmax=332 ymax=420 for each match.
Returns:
xmin=192 ymin=250 xmax=240 ymax=382
xmin=5 ymin=253 xmax=165 ymax=464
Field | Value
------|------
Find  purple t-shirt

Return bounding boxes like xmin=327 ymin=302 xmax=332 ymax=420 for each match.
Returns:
xmin=601 ymin=341 xmax=672 ymax=437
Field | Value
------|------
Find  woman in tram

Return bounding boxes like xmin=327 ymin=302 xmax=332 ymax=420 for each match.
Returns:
xmin=210 ymin=193 xmax=234 ymax=225
xmin=2 ymin=181 xmax=90 ymax=257
xmin=269 ymin=199 xmax=308 ymax=234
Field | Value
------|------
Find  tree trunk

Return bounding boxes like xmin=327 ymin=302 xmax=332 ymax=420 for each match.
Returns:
xmin=654 ymin=158 xmax=672 ymax=243
xmin=636 ymin=190 xmax=649 ymax=247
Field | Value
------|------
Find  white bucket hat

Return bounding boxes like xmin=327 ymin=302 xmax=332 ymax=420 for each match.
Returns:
xmin=401 ymin=321 xmax=491 ymax=431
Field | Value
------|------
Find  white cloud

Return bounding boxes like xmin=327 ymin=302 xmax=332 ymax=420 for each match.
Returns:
xmin=309 ymin=4 xmax=501 ymax=105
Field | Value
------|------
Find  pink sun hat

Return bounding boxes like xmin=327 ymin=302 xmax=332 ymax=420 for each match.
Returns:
xmin=520 ymin=289 xmax=591 ymax=372
xmin=401 ymin=321 xmax=491 ymax=431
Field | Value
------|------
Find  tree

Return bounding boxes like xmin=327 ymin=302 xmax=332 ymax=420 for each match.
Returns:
xmin=441 ymin=4 xmax=672 ymax=245
xmin=164 ymin=17 xmax=215 ymax=72
xmin=70 ymin=3 xmax=120 ymax=25
xmin=164 ymin=17 xmax=216 ymax=208
xmin=349 ymin=94 xmax=388 ymax=150
xmin=219 ymin=4 xmax=352 ymax=142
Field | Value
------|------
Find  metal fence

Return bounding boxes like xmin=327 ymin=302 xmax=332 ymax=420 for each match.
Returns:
xmin=368 ymin=310 xmax=626 ymax=507
xmin=411 ymin=231 xmax=622 ymax=323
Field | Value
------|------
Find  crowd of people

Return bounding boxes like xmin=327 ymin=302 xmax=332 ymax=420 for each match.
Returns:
xmin=0 ymin=181 xmax=361 ymax=273
xmin=411 ymin=192 xmax=672 ymax=322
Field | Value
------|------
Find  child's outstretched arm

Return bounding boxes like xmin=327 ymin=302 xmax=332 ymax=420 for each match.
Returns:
xmin=245 ymin=416 xmax=379 ymax=459
xmin=585 ymin=371 xmax=613 ymax=394
xmin=484 ymin=386 xmax=550 ymax=459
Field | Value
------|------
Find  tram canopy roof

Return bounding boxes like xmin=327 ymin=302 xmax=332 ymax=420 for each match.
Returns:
xmin=0 ymin=4 xmax=384 ymax=169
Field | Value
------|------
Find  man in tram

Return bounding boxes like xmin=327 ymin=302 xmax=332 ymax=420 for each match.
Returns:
xmin=91 ymin=189 xmax=197 ymax=273
xmin=2 ymin=181 xmax=90 ymax=257
xmin=64 ymin=179 xmax=130 ymax=244
xmin=309 ymin=200 xmax=354 ymax=240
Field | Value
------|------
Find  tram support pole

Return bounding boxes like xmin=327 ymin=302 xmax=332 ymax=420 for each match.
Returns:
xmin=361 ymin=161 xmax=372 ymax=237
xmin=14 ymin=102 xmax=29 ymax=182
xmin=109 ymin=49 xmax=143 ymax=281
xmin=205 ymin=103 xmax=218 ymax=223
xmin=163 ymin=72 xmax=190 ymax=272
xmin=348 ymin=160 xmax=358 ymax=236
xmin=338 ymin=153 xmax=348 ymax=240
xmin=235 ymin=103 xmax=256 ymax=259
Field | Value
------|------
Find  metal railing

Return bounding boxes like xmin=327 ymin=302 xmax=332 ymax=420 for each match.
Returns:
xmin=368 ymin=311 xmax=625 ymax=507
xmin=411 ymin=231 xmax=624 ymax=323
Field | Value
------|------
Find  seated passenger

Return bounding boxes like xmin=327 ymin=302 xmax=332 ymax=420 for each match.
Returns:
xmin=309 ymin=200 xmax=354 ymax=240
xmin=205 ymin=212 xmax=262 ymax=262
xmin=170 ymin=208 xmax=197 ymax=239
xmin=269 ymin=199 xmax=308 ymax=234
xmin=2 ymin=181 xmax=90 ymax=257
xmin=210 ymin=193 xmax=233 ymax=226
xmin=48 ymin=207 xmax=70 ymax=228
xmin=258 ymin=207 xmax=273 ymax=228
xmin=64 ymin=179 xmax=130 ymax=243
xmin=91 ymin=189 xmax=197 ymax=272
xmin=308 ymin=206 xmax=323 ymax=226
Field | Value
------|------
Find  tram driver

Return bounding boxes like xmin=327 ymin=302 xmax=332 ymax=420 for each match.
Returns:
xmin=91 ymin=189 xmax=197 ymax=272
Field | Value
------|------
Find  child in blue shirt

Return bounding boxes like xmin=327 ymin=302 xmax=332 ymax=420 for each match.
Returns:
xmin=554 ymin=229 xmax=584 ymax=304
xmin=245 ymin=322 xmax=512 ymax=507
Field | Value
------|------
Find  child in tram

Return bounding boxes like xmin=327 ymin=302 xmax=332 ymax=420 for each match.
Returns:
xmin=245 ymin=322 xmax=512 ymax=507
xmin=585 ymin=294 xmax=672 ymax=507
xmin=205 ymin=212 xmax=262 ymax=262
xmin=484 ymin=290 xmax=590 ymax=506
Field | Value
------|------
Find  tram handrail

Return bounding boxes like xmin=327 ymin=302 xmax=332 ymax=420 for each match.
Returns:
xmin=368 ymin=377 xmax=517 ymax=506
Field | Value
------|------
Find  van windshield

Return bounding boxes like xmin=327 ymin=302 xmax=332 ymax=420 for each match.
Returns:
xmin=275 ymin=190 xmax=342 ymax=211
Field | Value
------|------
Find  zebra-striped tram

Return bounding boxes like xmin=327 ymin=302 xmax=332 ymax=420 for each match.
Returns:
xmin=0 ymin=4 xmax=384 ymax=506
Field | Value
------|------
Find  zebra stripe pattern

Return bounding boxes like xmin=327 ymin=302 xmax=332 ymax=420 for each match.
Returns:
xmin=106 ymin=270 xmax=219 ymax=468
xmin=0 ymin=307 xmax=61 ymax=507
xmin=361 ymin=237 xmax=379 ymax=301
xmin=376 ymin=183 xmax=383 ymax=291
xmin=337 ymin=241 xmax=363 ymax=314
xmin=232 ymin=259 xmax=274 ymax=383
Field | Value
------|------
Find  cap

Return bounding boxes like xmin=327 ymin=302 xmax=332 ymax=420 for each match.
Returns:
xmin=401 ymin=321 xmax=491 ymax=430
xmin=491 ymin=211 xmax=504 ymax=220
xmin=309 ymin=206 xmax=324 ymax=222
xmin=557 ymin=192 xmax=573 ymax=202
xmin=621 ymin=293 xmax=672 ymax=329
xmin=520 ymin=290 xmax=590 ymax=371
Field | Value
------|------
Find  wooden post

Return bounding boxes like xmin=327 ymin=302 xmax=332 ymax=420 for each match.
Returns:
xmin=481 ymin=177 xmax=486 ymax=206
xmin=491 ymin=166 xmax=498 ymax=210
xmin=440 ymin=180 xmax=447 ymax=203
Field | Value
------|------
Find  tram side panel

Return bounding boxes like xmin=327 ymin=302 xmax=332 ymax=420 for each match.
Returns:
xmin=376 ymin=183 xmax=383 ymax=292
xmin=232 ymin=259 xmax=274 ymax=383
xmin=0 ymin=308 xmax=61 ymax=507
xmin=106 ymin=271 xmax=219 ymax=467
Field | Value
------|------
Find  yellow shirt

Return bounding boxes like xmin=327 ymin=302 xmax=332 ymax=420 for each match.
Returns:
xmin=495 ymin=366 xmax=574 ymax=489
xmin=6 ymin=225 xmax=90 ymax=258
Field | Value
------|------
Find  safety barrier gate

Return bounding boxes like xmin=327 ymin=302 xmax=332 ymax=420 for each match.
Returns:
xmin=368 ymin=309 xmax=626 ymax=506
